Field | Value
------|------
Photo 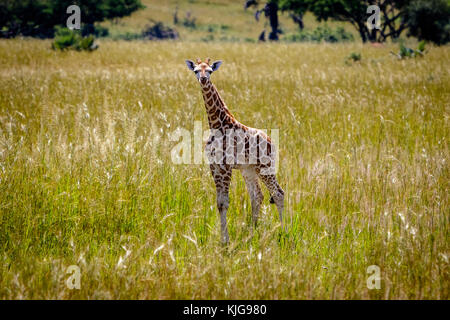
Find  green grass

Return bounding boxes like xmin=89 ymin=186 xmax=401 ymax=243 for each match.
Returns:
xmin=0 ymin=39 xmax=449 ymax=299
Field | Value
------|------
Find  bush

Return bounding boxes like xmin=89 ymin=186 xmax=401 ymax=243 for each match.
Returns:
xmin=201 ymin=34 xmax=215 ymax=42
xmin=52 ymin=28 xmax=98 ymax=51
xmin=284 ymin=25 xmax=354 ymax=43
xmin=390 ymin=41 xmax=427 ymax=59
xmin=81 ymin=25 xmax=109 ymax=38
xmin=0 ymin=0 xmax=143 ymax=38
xmin=205 ymin=24 xmax=230 ymax=33
xmin=182 ymin=12 xmax=196 ymax=29
xmin=142 ymin=21 xmax=179 ymax=40
xmin=404 ymin=0 xmax=450 ymax=45
xmin=345 ymin=52 xmax=362 ymax=64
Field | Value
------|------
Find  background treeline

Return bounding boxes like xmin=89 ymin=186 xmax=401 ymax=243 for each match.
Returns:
xmin=0 ymin=0 xmax=449 ymax=45
xmin=248 ymin=0 xmax=450 ymax=44
xmin=0 ymin=0 xmax=143 ymax=38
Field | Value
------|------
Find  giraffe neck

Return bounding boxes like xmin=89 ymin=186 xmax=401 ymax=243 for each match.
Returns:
xmin=201 ymin=81 xmax=236 ymax=130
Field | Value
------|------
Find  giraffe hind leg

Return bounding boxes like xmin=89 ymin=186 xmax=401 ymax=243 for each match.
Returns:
xmin=258 ymin=173 xmax=284 ymax=228
xmin=241 ymin=168 xmax=263 ymax=227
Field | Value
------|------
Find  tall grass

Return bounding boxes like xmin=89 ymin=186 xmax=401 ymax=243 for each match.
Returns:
xmin=0 ymin=39 xmax=448 ymax=299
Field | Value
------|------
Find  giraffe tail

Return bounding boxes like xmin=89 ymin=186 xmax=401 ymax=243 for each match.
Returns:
xmin=269 ymin=196 xmax=275 ymax=204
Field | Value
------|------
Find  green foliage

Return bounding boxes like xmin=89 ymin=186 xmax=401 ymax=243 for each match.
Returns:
xmin=201 ymin=34 xmax=215 ymax=42
xmin=278 ymin=0 xmax=449 ymax=44
xmin=51 ymin=27 xmax=98 ymax=51
xmin=390 ymin=40 xmax=427 ymax=59
xmin=109 ymin=21 xmax=180 ymax=41
xmin=0 ymin=0 xmax=143 ymax=38
xmin=345 ymin=51 xmax=362 ymax=64
xmin=278 ymin=0 xmax=311 ymax=15
xmin=284 ymin=25 xmax=354 ymax=42
xmin=0 ymin=0 xmax=54 ymax=38
xmin=404 ymin=0 xmax=450 ymax=45
xmin=142 ymin=21 xmax=179 ymax=40
xmin=297 ymin=0 xmax=411 ymax=42
xmin=205 ymin=24 xmax=230 ymax=33
xmin=84 ymin=25 xmax=109 ymax=38
xmin=182 ymin=11 xmax=197 ymax=29
xmin=417 ymin=39 xmax=425 ymax=52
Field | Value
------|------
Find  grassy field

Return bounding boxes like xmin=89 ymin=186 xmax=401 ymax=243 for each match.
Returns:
xmin=0 ymin=39 xmax=449 ymax=299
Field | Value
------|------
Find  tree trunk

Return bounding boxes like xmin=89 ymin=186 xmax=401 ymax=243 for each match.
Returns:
xmin=357 ymin=23 xmax=367 ymax=43
xmin=368 ymin=28 xmax=378 ymax=42
xmin=266 ymin=2 xmax=279 ymax=41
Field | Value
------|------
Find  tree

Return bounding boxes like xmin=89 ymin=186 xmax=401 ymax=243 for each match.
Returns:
xmin=245 ymin=0 xmax=412 ymax=42
xmin=304 ymin=0 xmax=411 ymax=43
xmin=0 ymin=0 xmax=55 ymax=38
xmin=245 ymin=0 xmax=281 ymax=40
xmin=0 ymin=0 xmax=144 ymax=38
xmin=277 ymin=0 xmax=449 ymax=44
xmin=403 ymin=0 xmax=450 ymax=45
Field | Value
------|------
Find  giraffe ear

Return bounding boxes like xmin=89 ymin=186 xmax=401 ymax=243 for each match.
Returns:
xmin=185 ymin=60 xmax=196 ymax=71
xmin=211 ymin=60 xmax=223 ymax=71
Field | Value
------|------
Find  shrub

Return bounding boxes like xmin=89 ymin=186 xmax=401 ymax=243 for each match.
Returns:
xmin=0 ymin=0 xmax=143 ymax=38
xmin=345 ymin=52 xmax=362 ymax=65
xmin=92 ymin=25 xmax=109 ymax=38
xmin=112 ymin=32 xmax=143 ymax=41
xmin=284 ymin=25 xmax=354 ymax=43
xmin=404 ymin=0 xmax=450 ymax=45
xmin=142 ymin=21 xmax=179 ymax=40
xmin=204 ymin=24 xmax=231 ymax=33
xmin=390 ymin=40 xmax=427 ymax=59
xmin=182 ymin=12 xmax=196 ymax=29
xmin=51 ymin=27 xmax=98 ymax=51
xmin=201 ymin=34 xmax=215 ymax=42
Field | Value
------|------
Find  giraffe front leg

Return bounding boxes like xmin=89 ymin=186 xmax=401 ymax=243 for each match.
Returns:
xmin=210 ymin=164 xmax=232 ymax=244
xmin=216 ymin=190 xmax=230 ymax=244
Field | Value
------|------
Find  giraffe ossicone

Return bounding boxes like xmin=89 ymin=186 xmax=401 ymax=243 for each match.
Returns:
xmin=185 ymin=58 xmax=285 ymax=244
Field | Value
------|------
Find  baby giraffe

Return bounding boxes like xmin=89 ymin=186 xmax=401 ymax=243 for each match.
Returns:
xmin=185 ymin=58 xmax=284 ymax=244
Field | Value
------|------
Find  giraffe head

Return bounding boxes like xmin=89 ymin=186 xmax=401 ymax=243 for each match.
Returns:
xmin=185 ymin=58 xmax=222 ymax=86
